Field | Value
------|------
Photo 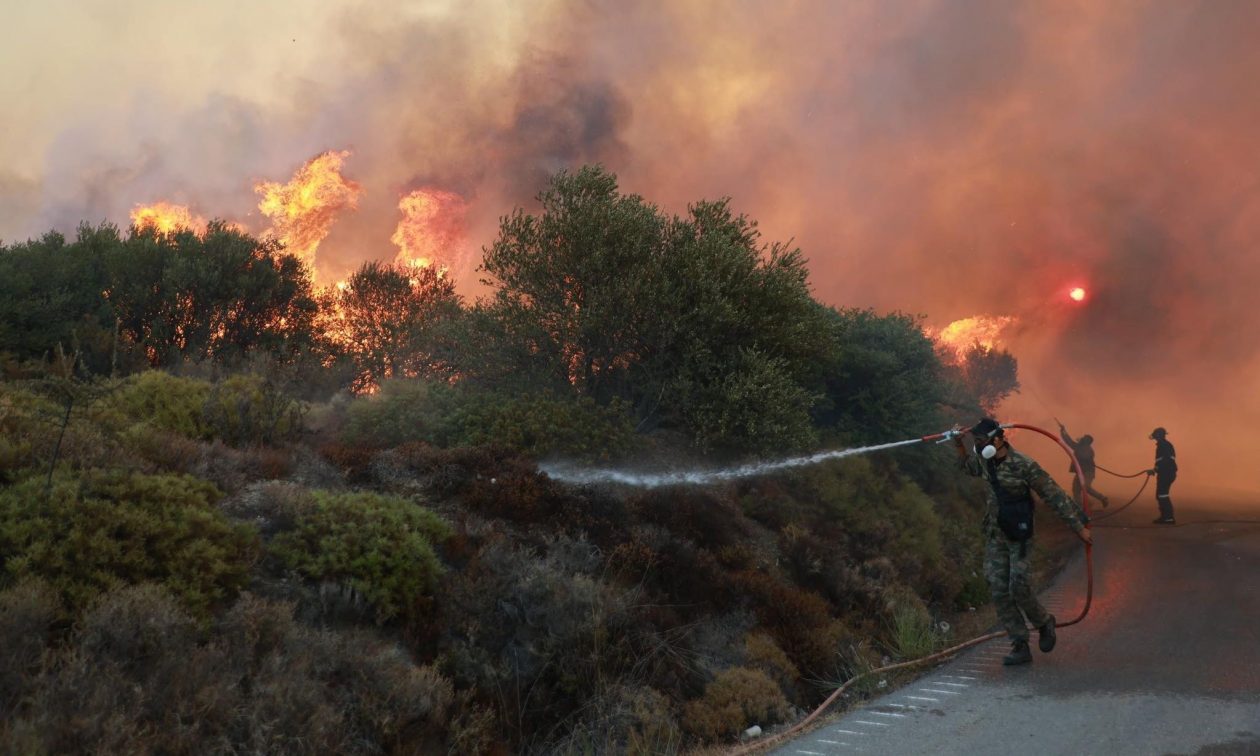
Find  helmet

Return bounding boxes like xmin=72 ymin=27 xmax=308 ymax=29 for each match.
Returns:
xmin=970 ymin=418 xmax=1004 ymax=439
xmin=1149 ymin=427 xmax=1167 ymax=440
xmin=1080 ymin=434 xmax=1094 ymax=445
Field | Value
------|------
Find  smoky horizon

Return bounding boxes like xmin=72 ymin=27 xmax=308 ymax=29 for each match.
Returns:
xmin=2 ymin=0 xmax=1257 ymax=498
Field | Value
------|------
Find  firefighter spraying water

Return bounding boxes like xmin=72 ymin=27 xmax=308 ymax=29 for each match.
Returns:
xmin=953 ymin=418 xmax=1092 ymax=665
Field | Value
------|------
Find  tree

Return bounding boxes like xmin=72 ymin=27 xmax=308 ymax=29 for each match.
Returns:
xmin=0 ymin=222 xmax=320 ymax=373
xmin=478 ymin=165 xmax=667 ymax=400
xmin=322 ymin=262 xmax=463 ymax=392
xmin=476 ymin=165 xmax=829 ymax=452
xmin=109 ymin=222 xmax=320 ymax=367
xmin=810 ymin=307 xmax=947 ymax=443
xmin=957 ymin=342 xmax=1020 ymax=413
xmin=0 ymin=227 xmax=121 ymax=374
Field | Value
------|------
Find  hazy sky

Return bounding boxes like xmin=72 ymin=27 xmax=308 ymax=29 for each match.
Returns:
xmin=4 ymin=0 xmax=1259 ymax=497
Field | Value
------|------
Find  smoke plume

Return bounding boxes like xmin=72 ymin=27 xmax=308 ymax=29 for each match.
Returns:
xmin=3 ymin=0 xmax=1259 ymax=497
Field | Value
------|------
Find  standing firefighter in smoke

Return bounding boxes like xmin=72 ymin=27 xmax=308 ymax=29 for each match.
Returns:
xmin=954 ymin=418 xmax=1092 ymax=666
xmin=1148 ymin=427 xmax=1177 ymax=524
xmin=1058 ymin=421 xmax=1110 ymax=508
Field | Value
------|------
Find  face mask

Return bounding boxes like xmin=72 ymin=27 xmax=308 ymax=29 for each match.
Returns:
xmin=975 ymin=431 xmax=1000 ymax=459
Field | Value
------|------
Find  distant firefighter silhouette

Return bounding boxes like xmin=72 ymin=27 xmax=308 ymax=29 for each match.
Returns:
xmin=1058 ymin=422 xmax=1110 ymax=509
xmin=1148 ymin=427 xmax=1177 ymax=524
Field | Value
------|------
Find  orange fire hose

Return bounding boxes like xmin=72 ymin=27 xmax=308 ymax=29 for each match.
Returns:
xmin=730 ymin=422 xmax=1094 ymax=754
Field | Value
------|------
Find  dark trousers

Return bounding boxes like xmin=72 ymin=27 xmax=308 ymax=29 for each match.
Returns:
xmin=1071 ymin=473 xmax=1108 ymax=508
xmin=1156 ymin=472 xmax=1176 ymax=519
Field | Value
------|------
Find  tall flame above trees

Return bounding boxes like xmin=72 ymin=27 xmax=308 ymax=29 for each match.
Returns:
xmin=927 ymin=315 xmax=1017 ymax=363
xmin=391 ymin=188 xmax=468 ymax=271
xmin=255 ymin=150 xmax=362 ymax=275
xmin=130 ymin=202 xmax=208 ymax=235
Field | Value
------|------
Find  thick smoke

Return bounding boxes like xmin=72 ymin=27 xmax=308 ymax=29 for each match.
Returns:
xmin=3 ymin=0 xmax=1259 ymax=497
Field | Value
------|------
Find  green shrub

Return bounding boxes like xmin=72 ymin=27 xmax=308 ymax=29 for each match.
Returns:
xmin=0 ymin=382 xmax=66 ymax=479
xmin=342 ymin=378 xmax=636 ymax=460
xmin=271 ymin=491 xmax=451 ymax=623
xmin=341 ymin=379 xmax=463 ymax=449
xmin=121 ymin=424 xmax=202 ymax=473
xmin=760 ymin=458 xmax=952 ymax=599
xmin=886 ymin=592 xmax=937 ymax=659
xmin=0 ymin=471 xmax=259 ymax=617
xmin=681 ymin=666 xmax=791 ymax=741
xmin=111 ymin=371 xmax=212 ymax=438
xmin=202 ymin=373 xmax=303 ymax=447
xmin=105 ymin=370 xmax=302 ymax=449
xmin=452 ymin=392 xmax=636 ymax=460
xmin=678 ymin=347 xmax=820 ymax=454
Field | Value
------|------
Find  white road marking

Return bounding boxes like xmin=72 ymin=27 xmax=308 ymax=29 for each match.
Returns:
xmin=831 ymin=729 xmax=866 ymax=736
xmin=796 ymin=750 xmax=826 ymax=755
xmin=853 ymin=720 xmax=890 ymax=727
xmin=941 ymin=675 xmax=979 ymax=680
xmin=919 ymin=688 xmax=961 ymax=695
xmin=868 ymin=711 xmax=907 ymax=718
xmin=932 ymin=681 xmax=969 ymax=688
xmin=906 ymin=695 xmax=939 ymax=702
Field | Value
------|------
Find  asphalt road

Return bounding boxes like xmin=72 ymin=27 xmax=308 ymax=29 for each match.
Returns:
xmin=774 ymin=501 xmax=1260 ymax=756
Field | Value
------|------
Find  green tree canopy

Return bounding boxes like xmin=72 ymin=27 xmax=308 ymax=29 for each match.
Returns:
xmin=810 ymin=307 xmax=947 ymax=444
xmin=0 ymin=222 xmax=319 ymax=373
xmin=956 ymin=342 xmax=1020 ymax=413
xmin=474 ymin=165 xmax=829 ymax=452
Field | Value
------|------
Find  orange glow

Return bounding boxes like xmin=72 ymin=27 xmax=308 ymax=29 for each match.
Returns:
xmin=391 ymin=188 xmax=467 ymax=271
xmin=255 ymin=150 xmax=361 ymax=274
xmin=927 ymin=315 xmax=1017 ymax=362
xmin=130 ymin=202 xmax=207 ymax=235
xmin=1069 ymin=286 xmax=1087 ymax=302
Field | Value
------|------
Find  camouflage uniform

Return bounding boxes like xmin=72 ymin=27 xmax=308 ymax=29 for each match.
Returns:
xmin=961 ymin=447 xmax=1087 ymax=642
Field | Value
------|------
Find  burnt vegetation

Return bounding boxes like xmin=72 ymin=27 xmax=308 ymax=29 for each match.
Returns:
xmin=0 ymin=166 xmax=1017 ymax=753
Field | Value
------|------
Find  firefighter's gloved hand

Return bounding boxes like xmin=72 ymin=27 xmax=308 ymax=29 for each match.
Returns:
xmin=1146 ymin=469 xmax=1156 ymax=476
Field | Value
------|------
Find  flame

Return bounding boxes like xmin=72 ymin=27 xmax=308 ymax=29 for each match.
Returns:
xmin=391 ymin=188 xmax=468 ymax=270
xmin=255 ymin=150 xmax=362 ymax=273
xmin=130 ymin=202 xmax=207 ymax=235
xmin=927 ymin=315 xmax=1017 ymax=362
xmin=1069 ymin=286 xmax=1087 ymax=302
